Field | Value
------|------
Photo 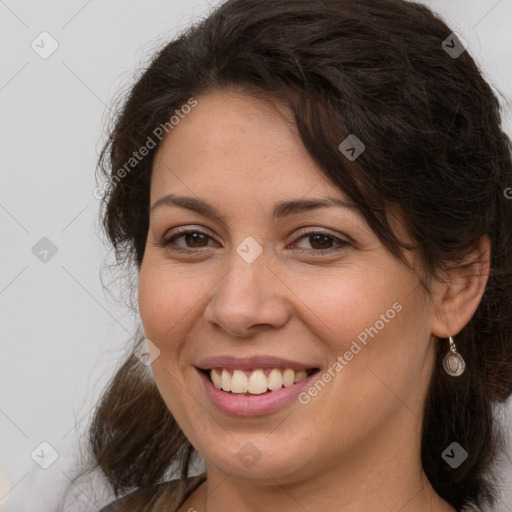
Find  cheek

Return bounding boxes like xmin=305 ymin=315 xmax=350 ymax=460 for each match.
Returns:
xmin=138 ymin=265 xmax=167 ymax=338
xmin=137 ymin=261 xmax=197 ymax=347
xmin=302 ymin=264 xmax=428 ymax=402
xmin=295 ymin=265 xmax=409 ymax=353
xmin=139 ymin=252 xmax=200 ymax=306
xmin=137 ymin=263 xmax=197 ymax=415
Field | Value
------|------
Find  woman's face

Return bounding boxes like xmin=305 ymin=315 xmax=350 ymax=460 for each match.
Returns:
xmin=138 ymin=88 xmax=438 ymax=483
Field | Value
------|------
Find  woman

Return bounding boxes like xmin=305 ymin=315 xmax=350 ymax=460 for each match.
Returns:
xmin=67 ymin=0 xmax=512 ymax=510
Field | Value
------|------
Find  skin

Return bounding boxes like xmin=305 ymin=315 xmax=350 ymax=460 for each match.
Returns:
xmin=138 ymin=88 xmax=489 ymax=512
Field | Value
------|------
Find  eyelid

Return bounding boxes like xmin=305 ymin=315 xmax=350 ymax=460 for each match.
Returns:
xmin=159 ymin=225 xmax=349 ymax=243
xmin=162 ymin=225 xmax=215 ymax=239
xmin=155 ymin=224 xmax=352 ymax=253
xmin=161 ymin=224 xmax=349 ymax=239
xmin=155 ymin=226 xmax=218 ymax=251
xmin=292 ymin=226 xmax=351 ymax=244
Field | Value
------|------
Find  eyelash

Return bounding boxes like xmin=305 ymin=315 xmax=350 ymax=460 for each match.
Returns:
xmin=155 ymin=228 xmax=351 ymax=255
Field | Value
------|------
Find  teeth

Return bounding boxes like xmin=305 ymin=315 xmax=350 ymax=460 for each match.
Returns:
xmin=211 ymin=368 xmax=222 ymax=389
xmin=282 ymin=368 xmax=295 ymax=387
xmin=231 ymin=370 xmax=248 ymax=393
xmin=209 ymin=368 xmax=312 ymax=394
xmin=294 ymin=369 xmax=308 ymax=383
xmin=221 ymin=369 xmax=231 ymax=392
xmin=248 ymin=369 xmax=268 ymax=394
xmin=267 ymin=368 xmax=282 ymax=390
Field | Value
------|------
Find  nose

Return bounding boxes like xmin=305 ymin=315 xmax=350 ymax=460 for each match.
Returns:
xmin=204 ymin=245 xmax=290 ymax=337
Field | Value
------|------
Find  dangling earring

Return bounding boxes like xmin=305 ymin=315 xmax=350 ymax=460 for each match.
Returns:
xmin=443 ymin=336 xmax=465 ymax=376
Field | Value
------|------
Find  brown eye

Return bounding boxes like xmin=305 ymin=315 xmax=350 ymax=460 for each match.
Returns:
xmin=307 ymin=233 xmax=335 ymax=250
xmin=178 ymin=232 xmax=210 ymax=248
xmin=160 ymin=230 xmax=216 ymax=251
xmin=289 ymin=230 xmax=350 ymax=253
xmin=157 ymin=228 xmax=350 ymax=255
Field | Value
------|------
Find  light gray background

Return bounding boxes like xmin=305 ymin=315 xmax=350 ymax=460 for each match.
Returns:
xmin=1 ymin=1 xmax=511 ymax=511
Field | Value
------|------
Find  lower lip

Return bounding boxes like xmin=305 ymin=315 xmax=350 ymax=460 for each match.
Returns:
xmin=197 ymin=368 xmax=319 ymax=416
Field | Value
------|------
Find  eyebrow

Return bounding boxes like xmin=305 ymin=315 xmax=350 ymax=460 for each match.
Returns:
xmin=150 ymin=194 xmax=361 ymax=222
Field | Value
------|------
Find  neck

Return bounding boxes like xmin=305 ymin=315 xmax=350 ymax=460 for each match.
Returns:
xmin=192 ymin=422 xmax=456 ymax=512
xmin=188 ymin=393 xmax=455 ymax=512
xmin=197 ymin=470 xmax=453 ymax=512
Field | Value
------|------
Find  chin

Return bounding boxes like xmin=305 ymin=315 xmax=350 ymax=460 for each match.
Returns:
xmin=200 ymin=436 xmax=318 ymax=483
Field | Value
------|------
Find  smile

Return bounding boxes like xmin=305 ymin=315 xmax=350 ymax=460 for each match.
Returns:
xmin=196 ymin=366 xmax=321 ymax=416
xmin=204 ymin=367 xmax=317 ymax=394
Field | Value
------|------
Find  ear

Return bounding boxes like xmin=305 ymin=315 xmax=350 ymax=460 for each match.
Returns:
xmin=430 ymin=235 xmax=491 ymax=338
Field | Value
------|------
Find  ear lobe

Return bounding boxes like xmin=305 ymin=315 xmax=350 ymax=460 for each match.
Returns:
xmin=431 ymin=235 xmax=491 ymax=338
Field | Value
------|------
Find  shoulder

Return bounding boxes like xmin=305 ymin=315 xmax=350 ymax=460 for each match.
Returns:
xmin=98 ymin=473 xmax=206 ymax=512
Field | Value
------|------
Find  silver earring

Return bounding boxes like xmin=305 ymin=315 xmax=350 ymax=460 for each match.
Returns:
xmin=443 ymin=336 xmax=465 ymax=376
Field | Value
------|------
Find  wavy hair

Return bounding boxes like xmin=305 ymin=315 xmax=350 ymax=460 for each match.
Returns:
xmin=63 ymin=1 xmax=512 ymax=510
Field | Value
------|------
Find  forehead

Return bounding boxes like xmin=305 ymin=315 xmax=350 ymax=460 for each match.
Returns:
xmin=150 ymin=88 xmax=345 ymax=205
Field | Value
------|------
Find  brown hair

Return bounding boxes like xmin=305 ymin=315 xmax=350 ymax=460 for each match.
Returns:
xmin=63 ymin=0 xmax=512 ymax=510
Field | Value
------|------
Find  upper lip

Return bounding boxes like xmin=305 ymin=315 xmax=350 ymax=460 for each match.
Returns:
xmin=195 ymin=355 xmax=318 ymax=371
